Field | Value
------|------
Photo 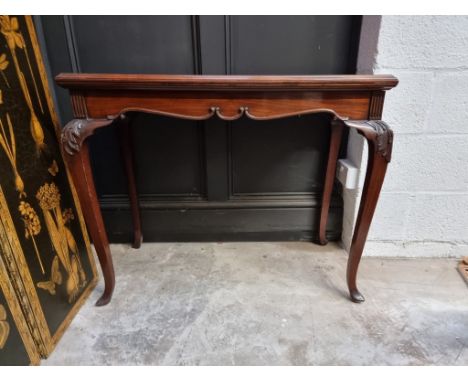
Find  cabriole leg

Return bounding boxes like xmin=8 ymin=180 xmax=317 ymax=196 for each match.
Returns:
xmin=62 ymin=118 xmax=115 ymax=306
xmin=118 ymin=115 xmax=143 ymax=249
xmin=343 ymin=120 xmax=393 ymax=303
xmin=318 ymin=118 xmax=344 ymax=245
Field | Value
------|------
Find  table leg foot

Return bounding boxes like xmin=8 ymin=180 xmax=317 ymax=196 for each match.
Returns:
xmin=349 ymin=289 xmax=365 ymax=303
xmin=95 ymin=293 xmax=112 ymax=307
xmin=132 ymin=233 xmax=143 ymax=249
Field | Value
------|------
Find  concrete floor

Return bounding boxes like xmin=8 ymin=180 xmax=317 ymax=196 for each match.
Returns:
xmin=43 ymin=242 xmax=468 ymax=366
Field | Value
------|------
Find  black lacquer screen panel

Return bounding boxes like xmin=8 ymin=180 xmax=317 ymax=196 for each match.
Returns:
xmin=0 ymin=16 xmax=97 ymax=363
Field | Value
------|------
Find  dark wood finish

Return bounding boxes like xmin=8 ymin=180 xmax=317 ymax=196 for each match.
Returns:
xmin=57 ymin=74 xmax=398 ymax=304
xmin=117 ymin=115 xmax=142 ymax=249
xmin=318 ymin=118 xmax=344 ymax=245
xmin=368 ymin=91 xmax=386 ymax=120
xmin=61 ymin=120 xmax=115 ymax=306
xmin=55 ymin=73 xmax=398 ymax=91
xmin=343 ymin=120 xmax=393 ymax=302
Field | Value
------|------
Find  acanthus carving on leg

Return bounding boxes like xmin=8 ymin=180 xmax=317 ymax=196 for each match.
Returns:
xmin=342 ymin=119 xmax=393 ymax=303
xmin=61 ymin=118 xmax=115 ymax=155
xmin=345 ymin=120 xmax=393 ymax=163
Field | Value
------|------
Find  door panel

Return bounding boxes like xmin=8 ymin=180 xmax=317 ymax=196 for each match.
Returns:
xmin=230 ymin=16 xmax=357 ymax=75
xmin=230 ymin=114 xmax=332 ymax=196
xmin=72 ymin=16 xmax=196 ymax=74
xmin=133 ymin=114 xmax=205 ymax=197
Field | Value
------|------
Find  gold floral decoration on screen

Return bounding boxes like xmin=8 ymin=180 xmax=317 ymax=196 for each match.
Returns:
xmin=0 ymin=113 xmax=26 ymax=198
xmin=18 ymin=201 xmax=45 ymax=275
xmin=36 ymin=183 xmax=86 ymax=303
xmin=48 ymin=160 xmax=59 ymax=176
xmin=37 ymin=256 xmax=62 ymax=296
xmin=0 ymin=53 xmax=9 ymax=88
xmin=0 ymin=16 xmax=45 ymax=154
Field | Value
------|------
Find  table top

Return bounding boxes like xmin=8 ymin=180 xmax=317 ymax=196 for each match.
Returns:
xmin=55 ymin=73 xmax=399 ymax=92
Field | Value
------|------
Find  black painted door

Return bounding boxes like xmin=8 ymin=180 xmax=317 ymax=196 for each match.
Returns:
xmin=36 ymin=16 xmax=361 ymax=242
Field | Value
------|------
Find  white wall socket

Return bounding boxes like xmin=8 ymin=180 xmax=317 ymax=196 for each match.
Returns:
xmin=336 ymin=159 xmax=359 ymax=189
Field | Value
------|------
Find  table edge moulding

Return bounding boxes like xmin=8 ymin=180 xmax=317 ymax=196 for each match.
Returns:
xmin=55 ymin=73 xmax=399 ymax=306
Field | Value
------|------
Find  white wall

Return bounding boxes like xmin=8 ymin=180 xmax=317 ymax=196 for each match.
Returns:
xmin=343 ymin=16 xmax=468 ymax=258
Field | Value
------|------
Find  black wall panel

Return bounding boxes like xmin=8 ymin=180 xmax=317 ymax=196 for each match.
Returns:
xmin=37 ymin=16 xmax=361 ymax=242
xmin=230 ymin=16 xmax=358 ymax=75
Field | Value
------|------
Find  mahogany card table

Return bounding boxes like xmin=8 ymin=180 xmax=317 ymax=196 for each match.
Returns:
xmin=56 ymin=73 xmax=398 ymax=306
